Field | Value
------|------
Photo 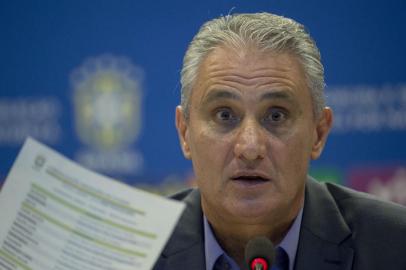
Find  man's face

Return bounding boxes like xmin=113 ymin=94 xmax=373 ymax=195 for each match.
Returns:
xmin=176 ymin=46 xmax=332 ymax=225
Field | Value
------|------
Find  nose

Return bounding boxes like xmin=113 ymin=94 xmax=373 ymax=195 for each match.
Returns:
xmin=233 ymin=119 xmax=266 ymax=162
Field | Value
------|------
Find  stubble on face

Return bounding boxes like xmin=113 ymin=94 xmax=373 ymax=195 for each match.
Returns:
xmin=177 ymin=45 xmax=328 ymax=252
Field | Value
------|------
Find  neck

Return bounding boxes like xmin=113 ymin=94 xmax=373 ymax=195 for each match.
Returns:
xmin=203 ymin=201 xmax=302 ymax=268
xmin=211 ymin=219 xmax=294 ymax=268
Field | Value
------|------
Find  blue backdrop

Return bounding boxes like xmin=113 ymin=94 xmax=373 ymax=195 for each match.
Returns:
xmin=1 ymin=0 xmax=405 ymax=203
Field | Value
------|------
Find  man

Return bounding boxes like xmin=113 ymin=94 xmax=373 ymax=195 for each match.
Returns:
xmin=154 ymin=13 xmax=406 ymax=270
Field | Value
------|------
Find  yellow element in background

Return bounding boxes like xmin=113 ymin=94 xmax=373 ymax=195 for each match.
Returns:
xmin=71 ymin=55 xmax=143 ymax=151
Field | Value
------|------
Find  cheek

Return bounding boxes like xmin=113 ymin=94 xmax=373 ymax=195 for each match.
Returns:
xmin=272 ymin=127 xmax=314 ymax=183
xmin=191 ymin=128 xmax=224 ymax=157
xmin=189 ymin=127 xmax=231 ymax=180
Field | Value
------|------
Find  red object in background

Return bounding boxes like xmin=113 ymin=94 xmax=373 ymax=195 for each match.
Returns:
xmin=348 ymin=166 xmax=406 ymax=205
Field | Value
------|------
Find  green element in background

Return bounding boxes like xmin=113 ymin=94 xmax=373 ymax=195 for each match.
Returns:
xmin=309 ymin=167 xmax=344 ymax=185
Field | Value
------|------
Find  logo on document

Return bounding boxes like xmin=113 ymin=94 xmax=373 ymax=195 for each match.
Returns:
xmin=71 ymin=54 xmax=144 ymax=175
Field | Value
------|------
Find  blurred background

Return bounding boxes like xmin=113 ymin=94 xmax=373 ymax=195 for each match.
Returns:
xmin=0 ymin=0 xmax=405 ymax=204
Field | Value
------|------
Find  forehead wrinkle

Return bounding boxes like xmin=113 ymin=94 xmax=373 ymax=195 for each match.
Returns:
xmin=207 ymin=66 xmax=293 ymax=81
xmin=203 ymin=73 xmax=299 ymax=96
xmin=203 ymin=66 xmax=298 ymax=90
xmin=254 ymin=77 xmax=298 ymax=91
xmin=220 ymin=75 xmax=298 ymax=91
xmin=194 ymin=49 xmax=307 ymax=110
xmin=200 ymin=89 xmax=242 ymax=107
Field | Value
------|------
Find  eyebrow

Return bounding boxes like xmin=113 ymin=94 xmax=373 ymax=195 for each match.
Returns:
xmin=201 ymin=90 xmax=241 ymax=106
xmin=260 ymin=91 xmax=296 ymax=102
xmin=201 ymin=89 xmax=296 ymax=106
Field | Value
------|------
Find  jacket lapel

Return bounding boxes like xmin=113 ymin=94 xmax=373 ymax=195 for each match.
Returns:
xmin=156 ymin=178 xmax=356 ymax=270
xmin=154 ymin=189 xmax=206 ymax=270
xmin=295 ymin=178 xmax=354 ymax=270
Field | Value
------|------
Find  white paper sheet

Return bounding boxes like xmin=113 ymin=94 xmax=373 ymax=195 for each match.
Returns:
xmin=0 ymin=138 xmax=185 ymax=270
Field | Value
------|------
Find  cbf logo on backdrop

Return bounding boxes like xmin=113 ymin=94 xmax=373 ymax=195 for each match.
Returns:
xmin=71 ymin=54 xmax=144 ymax=178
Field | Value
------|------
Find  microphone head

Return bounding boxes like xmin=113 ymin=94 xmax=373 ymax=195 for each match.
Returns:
xmin=244 ymin=236 xmax=275 ymax=270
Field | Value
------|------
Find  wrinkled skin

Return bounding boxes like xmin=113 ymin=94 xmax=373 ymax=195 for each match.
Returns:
xmin=176 ymin=45 xmax=333 ymax=266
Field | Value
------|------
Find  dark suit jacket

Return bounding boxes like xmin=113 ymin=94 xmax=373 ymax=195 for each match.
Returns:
xmin=153 ymin=177 xmax=406 ymax=270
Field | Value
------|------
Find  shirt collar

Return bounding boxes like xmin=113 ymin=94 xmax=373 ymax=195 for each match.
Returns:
xmin=278 ymin=207 xmax=303 ymax=270
xmin=204 ymin=216 xmax=234 ymax=270
xmin=204 ymin=207 xmax=303 ymax=270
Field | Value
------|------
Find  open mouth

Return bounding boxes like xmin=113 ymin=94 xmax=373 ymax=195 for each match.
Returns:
xmin=231 ymin=175 xmax=270 ymax=183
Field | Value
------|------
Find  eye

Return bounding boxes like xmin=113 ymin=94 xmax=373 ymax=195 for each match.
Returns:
xmin=264 ymin=108 xmax=287 ymax=124
xmin=214 ymin=107 xmax=238 ymax=124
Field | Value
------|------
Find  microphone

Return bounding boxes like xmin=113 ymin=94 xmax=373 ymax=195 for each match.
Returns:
xmin=244 ymin=236 xmax=275 ymax=270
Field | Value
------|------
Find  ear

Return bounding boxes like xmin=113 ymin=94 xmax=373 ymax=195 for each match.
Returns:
xmin=175 ymin=105 xmax=191 ymax=159
xmin=311 ymin=107 xmax=333 ymax=160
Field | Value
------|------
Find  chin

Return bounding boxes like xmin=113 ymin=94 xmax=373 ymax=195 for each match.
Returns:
xmin=227 ymin=198 xmax=278 ymax=221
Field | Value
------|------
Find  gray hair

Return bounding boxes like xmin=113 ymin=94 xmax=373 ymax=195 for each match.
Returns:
xmin=180 ymin=12 xmax=325 ymax=119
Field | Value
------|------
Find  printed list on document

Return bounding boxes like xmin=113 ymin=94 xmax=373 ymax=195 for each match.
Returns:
xmin=0 ymin=138 xmax=185 ymax=270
